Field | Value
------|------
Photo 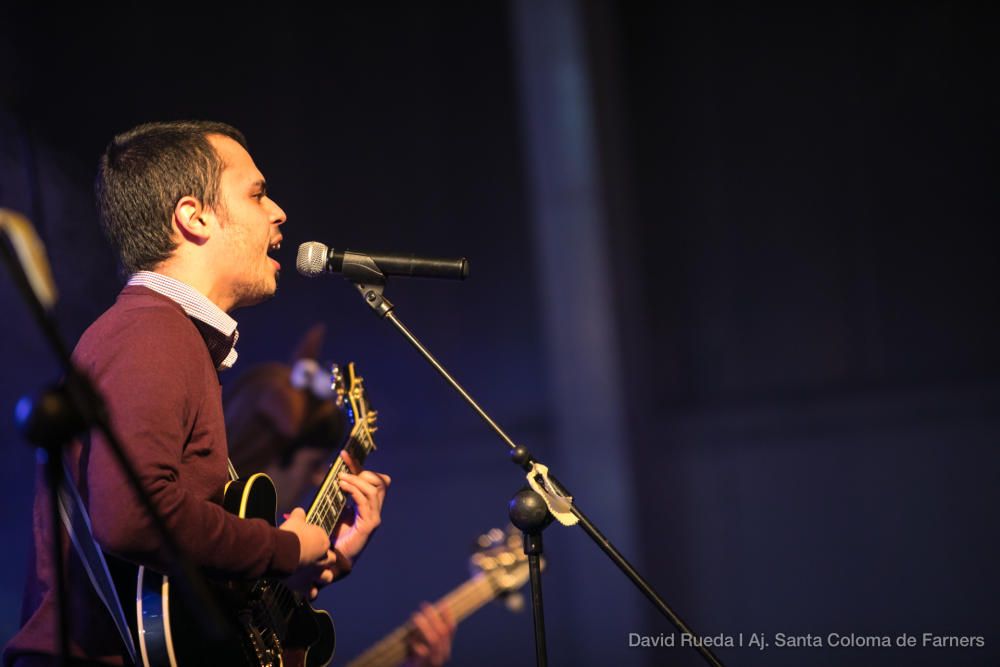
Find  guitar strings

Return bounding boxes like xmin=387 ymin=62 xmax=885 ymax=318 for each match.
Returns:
xmin=306 ymin=421 xmax=374 ymax=535
xmin=242 ymin=386 xmax=380 ymax=654
xmin=259 ymin=423 xmax=378 ymax=637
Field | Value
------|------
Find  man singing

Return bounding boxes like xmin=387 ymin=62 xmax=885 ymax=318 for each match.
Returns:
xmin=5 ymin=121 xmax=391 ymax=666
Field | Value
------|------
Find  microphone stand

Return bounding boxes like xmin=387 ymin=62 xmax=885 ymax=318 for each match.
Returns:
xmin=338 ymin=254 xmax=724 ymax=667
xmin=1 ymin=211 xmax=232 ymax=665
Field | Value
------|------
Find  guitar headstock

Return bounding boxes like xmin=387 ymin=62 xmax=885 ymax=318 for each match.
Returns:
xmin=341 ymin=362 xmax=377 ymax=467
xmin=469 ymin=525 xmax=536 ymax=600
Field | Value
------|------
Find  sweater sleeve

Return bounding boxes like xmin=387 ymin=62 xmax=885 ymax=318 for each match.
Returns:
xmin=81 ymin=306 xmax=300 ymax=579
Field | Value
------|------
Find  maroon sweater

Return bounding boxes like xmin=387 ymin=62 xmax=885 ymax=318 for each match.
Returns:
xmin=4 ymin=286 xmax=300 ymax=665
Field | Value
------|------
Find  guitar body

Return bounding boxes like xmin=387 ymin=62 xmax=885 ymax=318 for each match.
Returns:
xmin=137 ymin=362 xmax=375 ymax=667
xmin=136 ymin=474 xmax=336 ymax=667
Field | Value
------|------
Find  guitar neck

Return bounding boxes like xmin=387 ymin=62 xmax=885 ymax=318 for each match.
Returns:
xmin=305 ymin=454 xmax=349 ymax=535
xmin=345 ymin=574 xmax=499 ymax=667
xmin=306 ymin=362 xmax=377 ymax=535
xmin=306 ymin=427 xmax=372 ymax=535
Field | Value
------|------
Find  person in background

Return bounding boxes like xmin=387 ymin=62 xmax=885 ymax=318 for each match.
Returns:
xmin=225 ymin=324 xmax=456 ymax=666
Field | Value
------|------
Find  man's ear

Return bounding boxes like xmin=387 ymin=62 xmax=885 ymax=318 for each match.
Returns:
xmin=173 ymin=195 xmax=212 ymax=243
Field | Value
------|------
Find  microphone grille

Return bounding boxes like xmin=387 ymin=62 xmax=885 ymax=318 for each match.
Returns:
xmin=296 ymin=242 xmax=329 ymax=277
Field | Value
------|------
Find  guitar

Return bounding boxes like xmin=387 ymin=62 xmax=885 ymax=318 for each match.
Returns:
xmin=345 ymin=525 xmax=535 ymax=667
xmin=136 ymin=362 xmax=378 ymax=667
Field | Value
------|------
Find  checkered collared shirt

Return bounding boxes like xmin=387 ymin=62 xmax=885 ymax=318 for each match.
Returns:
xmin=127 ymin=271 xmax=240 ymax=371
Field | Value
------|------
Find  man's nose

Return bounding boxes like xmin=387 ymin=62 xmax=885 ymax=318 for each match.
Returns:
xmin=270 ymin=199 xmax=287 ymax=225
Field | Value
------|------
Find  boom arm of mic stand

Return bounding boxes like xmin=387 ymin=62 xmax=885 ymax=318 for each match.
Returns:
xmin=346 ymin=273 xmax=725 ymax=667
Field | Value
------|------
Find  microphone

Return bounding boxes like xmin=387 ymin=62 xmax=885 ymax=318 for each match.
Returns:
xmin=297 ymin=242 xmax=469 ymax=281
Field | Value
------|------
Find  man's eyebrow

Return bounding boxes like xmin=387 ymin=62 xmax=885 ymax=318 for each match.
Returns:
xmin=251 ymin=179 xmax=268 ymax=193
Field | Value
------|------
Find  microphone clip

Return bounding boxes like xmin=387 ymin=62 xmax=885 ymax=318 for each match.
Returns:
xmin=341 ymin=250 xmax=388 ymax=286
xmin=343 ymin=253 xmax=394 ymax=319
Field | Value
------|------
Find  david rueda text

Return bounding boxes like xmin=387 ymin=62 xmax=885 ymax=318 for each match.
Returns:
xmin=629 ymin=633 xmax=766 ymax=650
xmin=629 ymin=632 xmax=985 ymax=651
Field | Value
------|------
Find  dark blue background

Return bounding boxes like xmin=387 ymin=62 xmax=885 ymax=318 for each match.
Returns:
xmin=1 ymin=3 xmax=997 ymax=665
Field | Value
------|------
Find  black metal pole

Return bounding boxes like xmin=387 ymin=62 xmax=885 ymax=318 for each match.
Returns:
xmin=528 ymin=550 xmax=547 ymax=667
xmin=44 ymin=448 xmax=68 ymax=667
xmin=509 ymin=487 xmax=552 ymax=667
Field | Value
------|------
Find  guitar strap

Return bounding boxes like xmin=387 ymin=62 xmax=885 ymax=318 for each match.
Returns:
xmin=56 ymin=455 xmax=139 ymax=666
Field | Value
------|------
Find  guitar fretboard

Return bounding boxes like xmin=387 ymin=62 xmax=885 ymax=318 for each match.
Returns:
xmin=305 ymin=424 xmax=374 ymax=535
xmin=345 ymin=574 xmax=499 ymax=667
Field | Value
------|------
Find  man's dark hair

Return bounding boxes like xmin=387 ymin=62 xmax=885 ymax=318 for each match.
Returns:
xmin=95 ymin=120 xmax=248 ymax=275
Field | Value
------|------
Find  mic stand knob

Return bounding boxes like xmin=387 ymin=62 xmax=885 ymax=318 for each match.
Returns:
xmin=509 ymin=487 xmax=554 ymax=667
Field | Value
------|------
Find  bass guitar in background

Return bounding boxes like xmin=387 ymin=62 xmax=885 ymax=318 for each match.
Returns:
xmin=346 ymin=525 xmax=538 ymax=667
